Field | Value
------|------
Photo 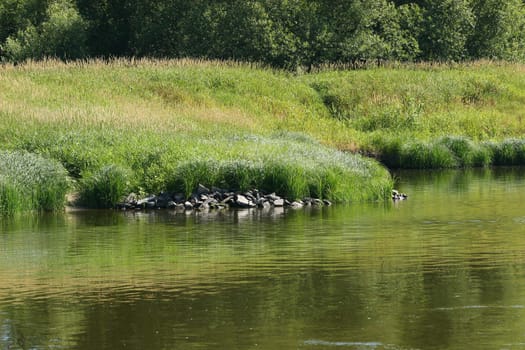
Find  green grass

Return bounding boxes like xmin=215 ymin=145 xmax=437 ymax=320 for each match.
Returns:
xmin=0 ymin=151 xmax=69 ymax=214
xmin=3 ymin=59 xmax=525 ymax=212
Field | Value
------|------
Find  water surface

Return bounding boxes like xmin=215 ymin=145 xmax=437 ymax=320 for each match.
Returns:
xmin=1 ymin=168 xmax=525 ymax=349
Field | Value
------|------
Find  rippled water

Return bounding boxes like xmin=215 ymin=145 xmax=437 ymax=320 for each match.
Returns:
xmin=1 ymin=168 xmax=525 ymax=350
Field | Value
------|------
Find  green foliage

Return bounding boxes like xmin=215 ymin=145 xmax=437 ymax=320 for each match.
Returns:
xmin=467 ymin=0 xmax=525 ymax=61
xmin=0 ymin=177 xmax=24 ymax=216
xmin=165 ymin=137 xmax=392 ymax=202
xmin=3 ymin=0 xmax=525 ymax=66
xmin=417 ymin=0 xmax=474 ymax=61
xmin=372 ymin=135 xmax=525 ymax=169
xmin=79 ymin=165 xmax=131 ymax=209
xmin=2 ymin=0 xmax=87 ymax=62
xmin=5 ymin=60 xmax=525 ymax=209
xmin=0 ymin=151 xmax=69 ymax=215
xmin=461 ymin=77 xmax=503 ymax=104
xmin=437 ymin=136 xmax=477 ymax=167
xmin=0 ymin=0 xmax=48 ymax=53
xmin=400 ymin=141 xmax=458 ymax=169
xmin=492 ymin=138 xmax=525 ymax=165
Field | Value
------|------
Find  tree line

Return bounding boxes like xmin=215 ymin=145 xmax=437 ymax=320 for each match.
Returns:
xmin=1 ymin=0 xmax=525 ymax=69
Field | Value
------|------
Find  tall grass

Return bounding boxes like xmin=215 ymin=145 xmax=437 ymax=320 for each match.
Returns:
xmin=3 ymin=60 xmax=525 ymax=211
xmin=372 ymin=135 xmax=522 ymax=169
xmin=167 ymin=155 xmax=391 ymax=201
xmin=0 ymin=151 xmax=69 ymax=214
xmin=78 ymin=165 xmax=131 ymax=208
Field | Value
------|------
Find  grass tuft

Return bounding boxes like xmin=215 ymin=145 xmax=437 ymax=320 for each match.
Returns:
xmin=399 ymin=141 xmax=457 ymax=169
xmin=79 ymin=165 xmax=131 ymax=209
xmin=492 ymin=138 xmax=525 ymax=166
xmin=0 ymin=151 xmax=69 ymax=214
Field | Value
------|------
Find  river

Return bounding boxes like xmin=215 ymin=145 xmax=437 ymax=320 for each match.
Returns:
xmin=1 ymin=168 xmax=525 ymax=350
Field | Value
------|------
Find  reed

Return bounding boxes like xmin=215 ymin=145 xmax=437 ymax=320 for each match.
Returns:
xmin=0 ymin=151 xmax=69 ymax=214
xmin=78 ymin=165 xmax=131 ymax=209
xmin=165 ymin=136 xmax=392 ymax=202
xmin=492 ymin=138 xmax=525 ymax=166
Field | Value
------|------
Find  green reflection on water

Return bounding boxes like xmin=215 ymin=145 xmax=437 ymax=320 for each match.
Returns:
xmin=1 ymin=169 xmax=525 ymax=350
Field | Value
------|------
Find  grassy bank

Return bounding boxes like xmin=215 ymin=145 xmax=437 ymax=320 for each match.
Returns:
xmin=0 ymin=59 xmax=393 ymax=212
xmin=2 ymin=59 xmax=525 ymax=212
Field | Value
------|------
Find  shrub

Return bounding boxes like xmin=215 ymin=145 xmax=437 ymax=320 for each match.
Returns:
xmin=493 ymin=138 xmax=525 ymax=165
xmin=437 ymin=136 xmax=477 ymax=167
xmin=400 ymin=141 xmax=457 ymax=169
xmin=2 ymin=0 xmax=88 ymax=62
xmin=79 ymin=165 xmax=131 ymax=208
xmin=0 ymin=151 xmax=69 ymax=214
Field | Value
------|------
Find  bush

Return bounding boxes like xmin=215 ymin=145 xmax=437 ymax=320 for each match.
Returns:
xmin=400 ymin=141 xmax=457 ymax=169
xmin=493 ymin=138 xmax=525 ymax=165
xmin=2 ymin=0 xmax=87 ymax=62
xmin=437 ymin=136 xmax=477 ymax=167
xmin=166 ymin=153 xmax=392 ymax=202
xmin=0 ymin=151 xmax=69 ymax=214
xmin=79 ymin=165 xmax=131 ymax=208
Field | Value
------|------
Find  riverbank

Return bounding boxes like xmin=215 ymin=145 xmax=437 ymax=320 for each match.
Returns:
xmin=2 ymin=59 xmax=525 ymax=213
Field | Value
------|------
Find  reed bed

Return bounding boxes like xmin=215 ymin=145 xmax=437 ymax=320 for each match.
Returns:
xmin=0 ymin=151 xmax=69 ymax=215
xmin=371 ymin=135 xmax=525 ymax=169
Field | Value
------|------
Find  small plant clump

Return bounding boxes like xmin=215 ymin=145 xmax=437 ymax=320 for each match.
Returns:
xmin=372 ymin=136 xmax=525 ymax=169
xmin=78 ymin=165 xmax=131 ymax=209
xmin=0 ymin=151 xmax=69 ymax=215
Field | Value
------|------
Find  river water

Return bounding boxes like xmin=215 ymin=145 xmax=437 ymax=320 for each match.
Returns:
xmin=1 ymin=168 xmax=525 ymax=350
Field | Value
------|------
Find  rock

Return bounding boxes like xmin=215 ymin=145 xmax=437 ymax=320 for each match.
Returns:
xmin=137 ymin=196 xmax=155 ymax=206
xmin=156 ymin=193 xmax=173 ymax=208
xmin=211 ymin=186 xmax=224 ymax=193
xmin=197 ymin=184 xmax=210 ymax=195
xmin=197 ymin=202 xmax=209 ymax=210
xmin=290 ymin=201 xmax=303 ymax=208
xmin=392 ymin=189 xmax=408 ymax=201
xmin=126 ymin=193 xmax=139 ymax=203
xmin=235 ymin=194 xmax=256 ymax=208
xmin=312 ymin=198 xmax=324 ymax=206
xmin=265 ymin=193 xmax=281 ymax=201
xmin=117 ymin=202 xmax=133 ymax=210
xmin=322 ymin=199 xmax=332 ymax=206
xmin=174 ymin=193 xmax=185 ymax=202
xmin=120 ymin=188 xmax=337 ymax=213
xmin=273 ymin=198 xmax=284 ymax=207
xmin=244 ymin=192 xmax=256 ymax=202
xmin=221 ymin=195 xmax=235 ymax=205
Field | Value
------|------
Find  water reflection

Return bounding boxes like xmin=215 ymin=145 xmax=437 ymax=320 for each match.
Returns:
xmin=1 ymin=169 xmax=525 ymax=349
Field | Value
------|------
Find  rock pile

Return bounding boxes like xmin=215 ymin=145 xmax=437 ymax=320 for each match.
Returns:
xmin=117 ymin=184 xmax=332 ymax=211
xmin=392 ymin=189 xmax=408 ymax=201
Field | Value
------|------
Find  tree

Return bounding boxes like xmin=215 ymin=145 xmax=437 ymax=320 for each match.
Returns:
xmin=0 ymin=0 xmax=49 ymax=59
xmin=467 ymin=0 xmax=525 ymax=60
xmin=75 ymin=0 xmax=135 ymax=57
xmin=417 ymin=0 xmax=474 ymax=61
xmin=2 ymin=0 xmax=88 ymax=62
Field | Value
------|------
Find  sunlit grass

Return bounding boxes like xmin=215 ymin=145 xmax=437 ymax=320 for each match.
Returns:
xmin=0 ymin=151 xmax=69 ymax=214
xmin=3 ymin=59 xmax=525 ymax=211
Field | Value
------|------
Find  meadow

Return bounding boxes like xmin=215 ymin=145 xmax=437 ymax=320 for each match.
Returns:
xmin=1 ymin=59 xmax=525 ymax=212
